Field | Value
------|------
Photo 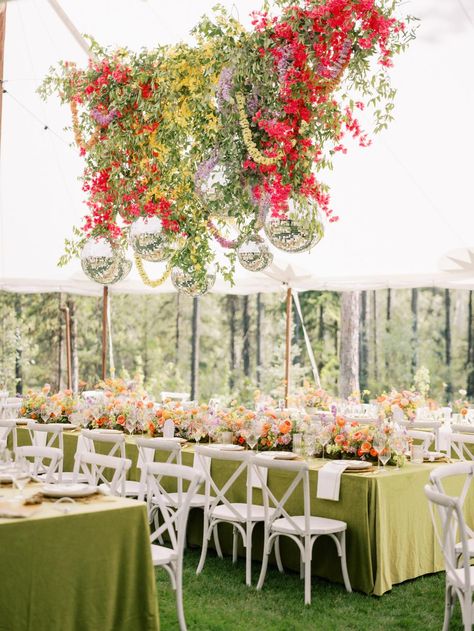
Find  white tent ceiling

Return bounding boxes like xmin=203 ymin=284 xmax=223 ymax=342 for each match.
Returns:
xmin=0 ymin=0 xmax=473 ymax=295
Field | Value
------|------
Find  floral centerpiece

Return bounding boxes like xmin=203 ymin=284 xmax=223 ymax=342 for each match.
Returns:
xmin=377 ymin=389 xmax=422 ymax=420
xmin=20 ymin=384 xmax=79 ymax=423
xmin=324 ymin=417 xmax=406 ymax=465
xmin=301 ymin=383 xmax=331 ymax=412
xmin=452 ymin=390 xmax=470 ymax=417
xmin=39 ymin=0 xmax=414 ymax=293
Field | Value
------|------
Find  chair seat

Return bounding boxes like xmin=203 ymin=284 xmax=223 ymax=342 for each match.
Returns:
xmin=124 ymin=480 xmax=142 ymax=497
xmin=151 ymin=543 xmax=177 ymax=567
xmin=36 ymin=471 xmax=89 ymax=484
xmin=272 ymin=515 xmax=347 ymax=535
xmin=161 ymin=492 xmax=207 ymax=508
xmin=455 ymin=538 xmax=474 ymax=556
xmin=448 ymin=565 xmax=474 ymax=588
xmin=211 ymin=502 xmax=269 ymax=522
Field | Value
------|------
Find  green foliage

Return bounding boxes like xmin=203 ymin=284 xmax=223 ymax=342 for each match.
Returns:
xmin=0 ymin=287 xmax=470 ymax=405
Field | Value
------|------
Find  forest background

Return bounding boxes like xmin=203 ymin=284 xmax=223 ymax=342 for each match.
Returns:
xmin=1 ymin=288 xmax=474 ymax=405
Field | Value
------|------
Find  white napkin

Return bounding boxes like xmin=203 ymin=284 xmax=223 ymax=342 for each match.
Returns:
xmin=317 ymin=462 xmax=349 ymax=501
xmin=163 ymin=419 xmax=175 ymax=438
xmin=250 ymin=459 xmax=273 ymax=489
xmin=137 ymin=446 xmax=155 ymax=470
xmin=193 ymin=452 xmax=211 ymax=478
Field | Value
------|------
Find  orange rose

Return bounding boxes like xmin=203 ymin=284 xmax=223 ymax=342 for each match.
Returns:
xmin=336 ymin=417 xmax=345 ymax=428
xmin=461 ymin=407 xmax=469 ymax=416
xmin=370 ymin=448 xmax=378 ymax=457
xmin=116 ymin=415 xmax=126 ymax=426
xmin=335 ymin=434 xmax=345 ymax=444
xmin=360 ymin=441 xmax=371 ymax=454
xmin=279 ymin=420 xmax=291 ymax=434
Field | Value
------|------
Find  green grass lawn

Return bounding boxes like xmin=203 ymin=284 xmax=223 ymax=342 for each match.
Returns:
xmin=156 ymin=549 xmax=463 ymax=631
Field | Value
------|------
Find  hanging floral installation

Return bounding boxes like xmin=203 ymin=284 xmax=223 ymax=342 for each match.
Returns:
xmin=40 ymin=0 xmax=415 ymax=294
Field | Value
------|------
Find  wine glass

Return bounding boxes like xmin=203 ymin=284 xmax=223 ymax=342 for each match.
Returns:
xmin=378 ymin=445 xmax=391 ymax=473
xmin=245 ymin=428 xmax=259 ymax=451
xmin=305 ymin=433 xmax=317 ymax=462
xmin=40 ymin=403 xmax=51 ymax=423
xmin=372 ymin=434 xmax=386 ymax=471
xmin=12 ymin=458 xmax=30 ymax=500
xmin=318 ymin=424 xmax=332 ymax=461
xmin=124 ymin=414 xmax=136 ymax=439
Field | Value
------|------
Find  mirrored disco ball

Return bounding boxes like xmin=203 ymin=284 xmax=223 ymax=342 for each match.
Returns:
xmin=171 ymin=267 xmax=216 ymax=297
xmin=237 ymin=236 xmax=273 ymax=272
xmin=130 ymin=216 xmax=173 ymax=262
xmin=81 ymin=238 xmax=119 ymax=284
xmin=263 ymin=216 xmax=323 ymax=253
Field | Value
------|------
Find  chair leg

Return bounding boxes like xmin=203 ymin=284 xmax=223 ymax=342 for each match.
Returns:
xmin=232 ymin=526 xmax=238 ymax=564
xmin=442 ymin=584 xmax=454 ymax=631
xmin=461 ymin=592 xmax=472 ymax=631
xmin=257 ymin=532 xmax=271 ymax=591
xmin=245 ymin=523 xmax=253 ymax=587
xmin=300 ymin=555 xmax=304 ymax=580
xmin=196 ymin=523 xmax=210 ymax=575
xmin=275 ymin=536 xmax=285 ymax=574
xmin=213 ymin=524 xmax=223 ymax=559
xmin=338 ymin=531 xmax=352 ymax=593
xmin=304 ymin=537 xmax=312 ymax=606
xmin=175 ymin=562 xmax=187 ymax=631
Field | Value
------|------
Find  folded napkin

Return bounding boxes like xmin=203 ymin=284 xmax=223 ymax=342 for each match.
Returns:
xmin=192 ymin=453 xmax=211 ymax=478
xmin=316 ymin=462 xmax=350 ymax=501
xmin=250 ymin=456 xmax=275 ymax=489
xmin=0 ymin=501 xmax=38 ymax=519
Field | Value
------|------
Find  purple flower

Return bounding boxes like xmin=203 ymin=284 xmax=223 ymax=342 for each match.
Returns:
xmin=216 ymin=67 xmax=235 ymax=112
xmin=194 ymin=149 xmax=220 ymax=196
xmin=91 ymin=108 xmax=118 ymax=126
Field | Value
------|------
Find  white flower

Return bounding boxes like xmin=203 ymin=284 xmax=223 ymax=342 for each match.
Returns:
xmin=459 ymin=389 xmax=467 ymax=397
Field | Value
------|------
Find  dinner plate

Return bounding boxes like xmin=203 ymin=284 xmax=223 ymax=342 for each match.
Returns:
xmin=259 ymin=451 xmax=297 ymax=460
xmin=331 ymin=460 xmax=372 ymax=470
xmin=61 ymin=423 xmax=79 ymax=431
xmin=90 ymin=429 xmax=123 ymax=434
xmin=0 ymin=472 xmax=15 ymax=483
xmin=208 ymin=444 xmax=245 ymax=451
xmin=423 ymin=451 xmax=445 ymax=462
xmin=154 ymin=437 xmax=187 ymax=444
xmin=40 ymin=483 xmax=98 ymax=498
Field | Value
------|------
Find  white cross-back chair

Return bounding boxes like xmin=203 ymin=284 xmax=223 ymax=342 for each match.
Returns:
xmin=137 ymin=438 xmax=206 ymax=547
xmin=0 ymin=420 xmax=17 ymax=451
xmin=253 ymin=455 xmax=351 ymax=605
xmin=78 ymin=429 xmax=140 ymax=496
xmin=16 ymin=446 xmax=63 ymax=483
xmin=74 ymin=451 xmax=131 ymax=496
xmin=0 ymin=400 xmax=22 ymax=420
xmin=452 ymin=424 xmax=474 ymax=434
xmin=195 ymin=446 xmax=267 ymax=586
xmin=399 ymin=420 xmax=441 ymax=450
xmin=27 ymin=421 xmax=65 ymax=450
xmin=425 ymin=482 xmax=474 ymax=631
xmin=448 ymin=433 xmax=474 ymax=461
xmin=145 ymin=461 xmax=204 ymax=631
xmin=407 ymin=429 xmax=435 ymax=452
xmin=430 ymin=462 xmax=474 ymax=564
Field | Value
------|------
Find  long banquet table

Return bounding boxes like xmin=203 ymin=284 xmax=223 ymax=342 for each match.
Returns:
xmin=14 ymin=426 xmax=474 ymax=596
xmin=0 ymin=478 xmax=159 ymax=631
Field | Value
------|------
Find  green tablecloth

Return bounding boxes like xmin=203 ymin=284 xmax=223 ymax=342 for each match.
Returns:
xmin=14 ymin=427 xmax=472 ymax=596
xmin=0 ymin=480 xmax=159 ymax=631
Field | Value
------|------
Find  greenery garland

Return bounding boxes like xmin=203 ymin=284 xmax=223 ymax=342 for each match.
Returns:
xmin=40 ymin=1 xmax=416 ymax=291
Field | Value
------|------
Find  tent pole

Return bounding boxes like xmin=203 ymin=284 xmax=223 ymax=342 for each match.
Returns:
xmin=60 ymin=305 xmax=72 ymax=390
xmin=46 ymin=0 xmax=98 ymax=60
xmin=101 ymin=287 xmax=108 ymax=380
xmin=285 ymin=286 xmax=292 ymax=405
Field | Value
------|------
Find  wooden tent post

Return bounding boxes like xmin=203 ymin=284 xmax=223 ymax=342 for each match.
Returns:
xmin=60 ymin=305 xmax=72 ymax=389
xmin=101 ymin=286 xmax=108 ymax=380
xmin=285 ymin=286 xmax=292 ymax=406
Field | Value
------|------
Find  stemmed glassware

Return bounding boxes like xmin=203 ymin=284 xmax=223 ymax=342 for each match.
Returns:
xmin=373 ymin=432 xmax=387 ymax=472
xmin=40 ymin=402 xmax=51 ymax=423
xmin=125 ymin=412 xmax=136 ymax=439
xmin=378 ymin=445 xmax=391 ymax=473
xmin=245 ymin=427 xmax=259 ymax=451
xmin=12 ymin=457 xmax=30 ymax=500
xmin=305 ymin=432 xmax=317 ymax=462
xmin=318 ymin=424 xmax=332 ymax=461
